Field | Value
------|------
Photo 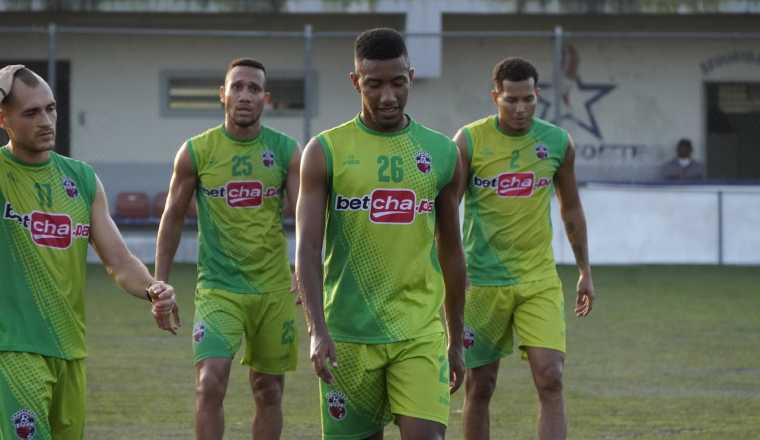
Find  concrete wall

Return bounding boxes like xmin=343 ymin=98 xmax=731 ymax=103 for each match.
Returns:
xmin=3 ymin=15 xmax=759 ymax=184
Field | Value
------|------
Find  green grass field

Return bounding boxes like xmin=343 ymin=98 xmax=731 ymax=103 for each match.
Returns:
xmin=84 ymin=264 xmax=760 ymax=439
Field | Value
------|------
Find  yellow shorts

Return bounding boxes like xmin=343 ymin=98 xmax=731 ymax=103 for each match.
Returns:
xmin=319 ymin=332 xmax=450 ymax=440
xmin=0 ymin=352 xmax=85 ymax=440
xmin=192 ymin=287 xmax=297 ymax=374
xmin=464 ymin=277 xmax=565 ymax=368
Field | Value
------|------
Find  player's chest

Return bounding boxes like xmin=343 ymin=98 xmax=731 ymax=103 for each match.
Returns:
xmin=470 ymin=143 xmax=558 ymax=198
xmin=199 ymin=147 xmax=284 ymax=188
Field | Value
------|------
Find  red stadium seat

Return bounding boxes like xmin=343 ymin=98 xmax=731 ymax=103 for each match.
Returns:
xmin=114 ymin=192 xmax=150 ymax=224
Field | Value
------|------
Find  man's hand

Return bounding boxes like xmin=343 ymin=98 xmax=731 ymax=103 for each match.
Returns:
xmin=575 ymin=272 xmax=594 ymax=317
xmin=291 ymin=272 xmax=302 ymax=305
xmin=148 ymin=281 xmax=181 ymax=334
xmin=310 ymin=329 xmax=338 ymax=385
xmin=448 ymin=343 xmax=465 ymax=394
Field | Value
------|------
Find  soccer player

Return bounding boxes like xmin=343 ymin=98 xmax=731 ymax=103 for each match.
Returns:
xmin=455 ymin=57 xmax=595 ymax=440
xmin=155 ymin=58 xmax=300 ymax=440
xmin=0 ymin=65 xmax=179 ymax=440
xmin=296 ymin=28 xmax=466 ymax=440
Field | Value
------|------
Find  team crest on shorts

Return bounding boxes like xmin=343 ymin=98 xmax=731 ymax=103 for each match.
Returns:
xmin=464 ymin=326 xmax=476 ymax=349
xmin=11 ymin=409 xmax=36 ymax=440
xmin=193 ymin=321 xmax=206 ymax=343
xmin=262 ymin=150 xmax=275 ymax=168
xmin=62 ymin=176 xmax=79 ymax=198
xmin=326 ymin=390 xmax=347 ymax=421
xmin=535 ymin=144 xmax=549 ymax=160
xmin=415 ymin=151 xmax=432 ymax=174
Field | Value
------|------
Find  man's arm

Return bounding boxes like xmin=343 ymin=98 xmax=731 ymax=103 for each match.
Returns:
xmin=295 ymin=137 xmax=336 ymax=384
xmin=554 ymin=135 xmax=594 ymax=317
xmin=452 ymin=129 xmax=471 ymax=203
xmin=436 ymin=149 xmax=467 ymax=394
xmin=89 ymin=176 xmax=180 ymax=334
xmin=285 ymin=145 xmax=302 ymax=294
xmin=155 ymin=142 xmax=197 ymax=283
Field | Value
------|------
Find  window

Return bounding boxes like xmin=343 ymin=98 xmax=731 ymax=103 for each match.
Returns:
xmin=161 ymin=70 xmax=313 ymax=117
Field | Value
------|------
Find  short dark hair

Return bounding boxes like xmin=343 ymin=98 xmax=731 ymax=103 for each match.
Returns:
xmin=354 ymin=28 xmax=408 ymax=61
xmin=2 ymin=68 xmax=43 ymax=107
xmin=492 ymin=57 xmax=539 ymax=89
xmin=226 ymin=58 xmax=266 ymax=80
xmin=676 ymin=138 xmax=693 ymax=153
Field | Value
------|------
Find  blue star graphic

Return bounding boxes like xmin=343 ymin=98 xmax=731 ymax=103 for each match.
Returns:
xmin=538 ymin=77 xmax=616 ymax=140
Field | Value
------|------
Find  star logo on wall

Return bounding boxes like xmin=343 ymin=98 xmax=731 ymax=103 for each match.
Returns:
xmin=538 ymin=77 xmax=616 ymax=140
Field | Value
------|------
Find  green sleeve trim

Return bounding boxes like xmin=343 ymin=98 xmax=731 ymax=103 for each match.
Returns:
xmin=443 ymin=140 xmax=458 ymax=188
xmin=558 ymin=129 xmax=570 ymax=167
xmin=186 ymin=139 xmax=198 ymax=174
xmin=463 ymin=127 xmax=475 ymax=163
xmin=317 ymin=134 xmax=333 ymax=189
xmin=284 ymin=136 xmax=298 ymax=168
xmin=83 ymin=164 xmax=97 ymax=207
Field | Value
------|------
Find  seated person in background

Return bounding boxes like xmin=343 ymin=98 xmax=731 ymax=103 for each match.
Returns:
xmin=661 ymin=138 xmax=704 ymax=181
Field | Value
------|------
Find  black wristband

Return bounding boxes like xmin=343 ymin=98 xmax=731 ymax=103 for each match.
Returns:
xmin=145 ymin=287 xmax=154 ymax=303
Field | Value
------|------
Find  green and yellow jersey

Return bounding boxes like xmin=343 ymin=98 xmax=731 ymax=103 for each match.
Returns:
xmin=462 ymin=116 xmax=568 ymax=286
xmin=0 ymin=147 xmax=96 ymax=360
xmin=188 ymin=125 xmax=297 ymax=294
xmin=319 ymin=115 xmax=458 ymax=344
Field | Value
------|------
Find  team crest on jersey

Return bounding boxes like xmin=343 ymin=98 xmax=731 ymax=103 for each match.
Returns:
xmin=261 ymin=150 xmax=275 ymax=168
xmin=464 ymin=326 xmax=476 ymax=349
xmin=193 ymin=322 xmax=206 ymax=343
xmin=535 ymin=144 xmax=549 ymax=160
xmin=415 ymin=151 xmax=432 ymax=174
xmin=11 ymin=409 xmax=36 ymax=440
xmin=326 ymin=390 xmax=347 ymax=421
xmin=62 ymin=176 xmax=79 ymax=198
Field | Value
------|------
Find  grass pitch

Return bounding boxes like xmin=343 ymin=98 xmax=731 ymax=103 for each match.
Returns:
xmin=84 ymin=264 xmax=760 ymax=439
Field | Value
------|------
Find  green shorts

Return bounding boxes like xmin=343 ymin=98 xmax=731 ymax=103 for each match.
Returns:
xmin=319 ymin=332 xmax=450 ymax=440
xmin=192 ymin=287 xmax=297 ymax=374
xmin=0 ymin=352 xmax=85 ymax=440
xmin=464 ymin=277 xmax=565 ymax=368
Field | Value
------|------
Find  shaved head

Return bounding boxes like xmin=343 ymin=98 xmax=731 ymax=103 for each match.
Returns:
xmin=1 ymin=68 xmax=46 ymax=110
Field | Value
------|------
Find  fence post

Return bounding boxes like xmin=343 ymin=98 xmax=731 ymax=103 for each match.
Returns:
xmin=552 ymin=25 xmax=563 ymax=126
xmin=47 ymin=22 xmax=57 ymax=94
xmin=303 ymin=24 xmax=314 ymax=145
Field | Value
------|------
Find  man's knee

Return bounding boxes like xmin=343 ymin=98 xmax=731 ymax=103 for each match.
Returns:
xmin=196 ymin=363 xmax=229 ymax=404
xmin=251 ymin=374 xmax=283 ymax=407
xmin=466 ymin=369 xmax=498 ymax=403
xmin=533 ymin=362 xmax=563 ymax=397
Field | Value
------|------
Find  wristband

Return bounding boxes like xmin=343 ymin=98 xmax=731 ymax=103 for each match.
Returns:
xmin=145 ymin=286 xmax=154 ymax=303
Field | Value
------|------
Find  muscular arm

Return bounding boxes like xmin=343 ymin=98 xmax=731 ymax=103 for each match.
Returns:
xmin=295 ymin=137 xmax=336 ymax=383
xmin=89 ymin=176 xmax=179 ymax=332
xmin=452 ymin=129 xmax=471 ymax=203
xmin=436 ymin=150 xmax=467 ymax=393
xmin=155 ymin=142 xmax=197 ymax=283
xmin=283 ymin=145 xmax=302 ymax=219
xmin=554 ymin=135 xmax=594 ymax=317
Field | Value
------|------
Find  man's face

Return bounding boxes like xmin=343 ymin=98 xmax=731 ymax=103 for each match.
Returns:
xmin=351 ymin=56 xmax=413 ymax=131
xmin=220 ymin=66 xmax=269 ymax=128
xmin=492 ymin=78 xmax=538 ymax=133
xmin=0 ymin=80 xmax=56 ymax=153
xmin=677 ymin=143 xmax=692 ymax=159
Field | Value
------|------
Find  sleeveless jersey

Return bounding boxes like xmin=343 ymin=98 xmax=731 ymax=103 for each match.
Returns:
xmin=188 ymin=125 xmax=297 ymax=294
xmin=462 ymin=116 xmax=569 ymax=286
xmin=319 ymin=115 xmax=458 ymax=343
xmin=0 ymin=147 xmax=96 ymax=360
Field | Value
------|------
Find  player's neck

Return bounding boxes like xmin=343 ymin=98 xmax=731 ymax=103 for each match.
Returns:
xmin=497 ymin=115 xmax=532 ymax=137
xmin=359 ymin=112 xmax=409 ymax=134
xmin=223 ymin=119 xmax=262 ymax=142
xmin=7 ymin=141 xmax=51 ymax=165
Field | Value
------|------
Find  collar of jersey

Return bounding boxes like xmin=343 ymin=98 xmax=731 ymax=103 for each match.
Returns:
xmin=220 ymin=124 xmax=263 ymax=145
xmin=493 ymin=115 xmax=535 ymax=140
xmin=1 ymin=145 xmax=52 ymax=168
xmin=354 ymin=113 xmax=414 ymax=137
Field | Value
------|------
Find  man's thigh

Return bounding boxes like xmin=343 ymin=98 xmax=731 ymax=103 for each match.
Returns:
xmin=0 ymin=352 xmax=85 ymax=440
xmin=242 ymin=289 xmax=297 ymax=375
xmin=319 ymin=341 xmax=390 ymax=440
xmin=386 ymin=333 xmax=450 ymax=428
xmin=514 ymin=278 xmax=566 ymax=356
xmin=192 ymin=288 xmax=246 ymax=364
xmin=464 ymin=285 xmax=517 ymax=368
